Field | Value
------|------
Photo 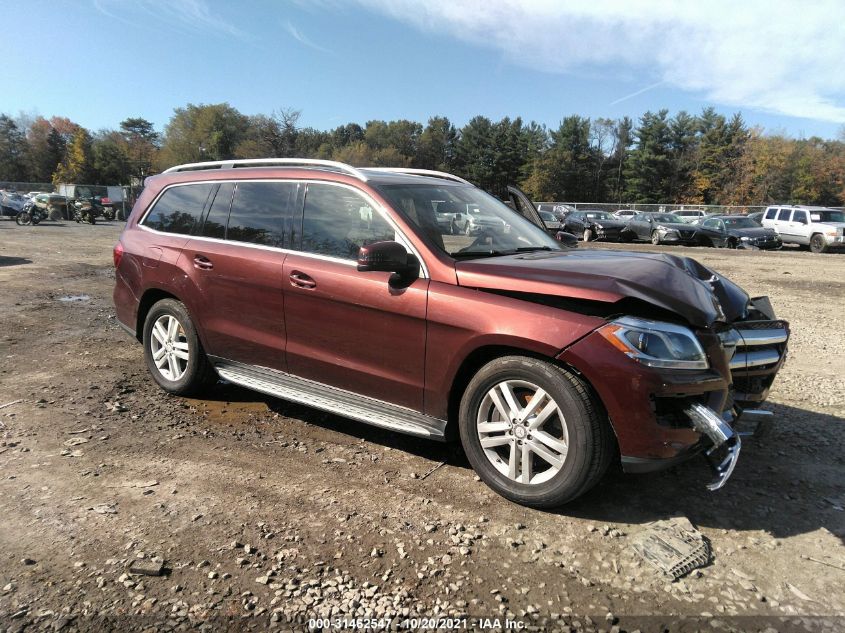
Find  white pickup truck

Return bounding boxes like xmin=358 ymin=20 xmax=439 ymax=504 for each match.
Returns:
xmin=761 ymin=205 xmax=845 ymax=253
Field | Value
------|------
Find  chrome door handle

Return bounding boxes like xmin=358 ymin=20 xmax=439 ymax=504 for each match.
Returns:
xmin=289 ymin=271 xmax=316 ymax=289
xmin=193 ymin=254 xmax=213 ymax=270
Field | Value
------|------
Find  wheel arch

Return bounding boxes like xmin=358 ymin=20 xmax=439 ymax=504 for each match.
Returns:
xmin=445 ymin=345 xmax=618 ymax=450
xmin=135 ymin=288 xmax=181 ymax=342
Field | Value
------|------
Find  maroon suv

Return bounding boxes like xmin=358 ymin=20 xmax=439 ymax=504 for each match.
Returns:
xmin=113 ymin=159 xmax=789 ymax=507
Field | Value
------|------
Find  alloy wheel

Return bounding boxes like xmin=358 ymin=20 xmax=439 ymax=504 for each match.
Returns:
xmin=149 ymin=315 xmax=190 ymax=381
xmin=476 ymin=380 xmax=569 ymax=485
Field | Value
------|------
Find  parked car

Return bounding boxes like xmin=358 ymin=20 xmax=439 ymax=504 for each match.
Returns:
xmin=1 ymin=191 xmax=26 ymax=217
xmin=536 ymin=203 xmax=574 ymax=221
xmin=538 ymin=210 xmax=562 ymax=232
xmin=613 ymin=209 xmax=638 ymax=220
xmin=674 ymin=209 xmax=711 ymax=223
xmin=622 ymin=212 xmax=698 ymax=245
xmin=32 ymin=193 xmax=70 ymax=220
xmin=761 ymin=205 xmax=845 ymax=253
xmin=746 ymin=211 xmax=764 ymax=225
xmin=695 ymin=215 xmax=782 ymax=250
xmin=114 ymin=158 xmax=789 ymax=507
xmin=562 ymin=209 xmax=627 ymax=242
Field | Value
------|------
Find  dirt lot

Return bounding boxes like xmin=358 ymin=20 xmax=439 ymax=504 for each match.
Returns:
xmin=0 ymin=220 xmax=843 ymax=633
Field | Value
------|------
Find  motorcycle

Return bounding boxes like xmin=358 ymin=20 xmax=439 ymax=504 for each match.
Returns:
xmin=15 ymin=200 xmax=46 ymax=226
xmin=73 ymin=198 xmax=98 ymax=225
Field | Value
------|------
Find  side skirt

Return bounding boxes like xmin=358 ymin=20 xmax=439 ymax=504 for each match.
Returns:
xmin=210 ymin=358 xmax=447 ymax=441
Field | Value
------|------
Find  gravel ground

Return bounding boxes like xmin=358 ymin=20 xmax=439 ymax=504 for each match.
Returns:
xmin=0 ymin=220 xmax=843 ymax=633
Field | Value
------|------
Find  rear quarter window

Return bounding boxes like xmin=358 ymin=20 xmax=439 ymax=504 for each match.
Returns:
xmin=142 ymin=184 xmax=213 ymax=235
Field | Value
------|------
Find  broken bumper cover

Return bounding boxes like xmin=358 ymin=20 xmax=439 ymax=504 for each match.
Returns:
xmin=685 ymin=403 xmax=741 ymax=491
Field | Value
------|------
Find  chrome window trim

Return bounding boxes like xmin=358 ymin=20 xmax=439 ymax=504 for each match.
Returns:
xmin=137 ymin=178 xmax=429 ymax=278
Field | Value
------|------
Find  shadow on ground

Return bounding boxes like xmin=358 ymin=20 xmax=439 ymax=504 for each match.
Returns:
xmin=0 ymin=255 xmax=32 ymax=267
xmin=194 ymin=381 xmax=845 ymax=542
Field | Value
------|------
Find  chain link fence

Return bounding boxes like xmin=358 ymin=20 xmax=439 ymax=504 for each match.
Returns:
xmin=538 ymin=202 xmax=844 ymax=214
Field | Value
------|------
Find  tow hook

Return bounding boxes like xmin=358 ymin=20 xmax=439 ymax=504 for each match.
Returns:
xmin=684 ymin=403 xmax=742 ymax=491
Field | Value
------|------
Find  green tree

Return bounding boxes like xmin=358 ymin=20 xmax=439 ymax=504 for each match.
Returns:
xmin=416 ymin=116 xmax=458 ymax=171
xmin=624 ymin=110 xmax=673 ymax=203
xmin=91 ymin=131 xmax=130 ymax=184
xmin=158 ymin=103 xmax=248 ymax=168
xmin=0 ymin=114 xmax=28 ymax=181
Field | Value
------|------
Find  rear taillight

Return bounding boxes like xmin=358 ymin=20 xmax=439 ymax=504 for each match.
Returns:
xmin=113 ymin=241 xmax=124 ymax=268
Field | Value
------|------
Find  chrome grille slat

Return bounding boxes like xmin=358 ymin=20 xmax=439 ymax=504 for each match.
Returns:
xmin=736 ymin=329 xmax=788 ymax=346
xmin=729 ymin=348 xmax=781 ymax=370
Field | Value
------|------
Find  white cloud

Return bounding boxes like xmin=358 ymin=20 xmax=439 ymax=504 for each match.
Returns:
xmin=284 ymin=21 xmax=332 ymax=53
xmin=93 ymin=0 xmax=244 ymax=38
xmin=351 ymin=0 xmax=845 ymax=123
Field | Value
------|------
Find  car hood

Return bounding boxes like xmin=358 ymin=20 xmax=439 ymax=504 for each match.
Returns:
xmin=727 ymin=226 xmax=779 ymax=238
xmin=455 ymin=249 xmax=750 ymax=327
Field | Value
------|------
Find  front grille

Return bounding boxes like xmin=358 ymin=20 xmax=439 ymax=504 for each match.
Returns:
xmin=728 ymin=319 xmax=789 ymax=403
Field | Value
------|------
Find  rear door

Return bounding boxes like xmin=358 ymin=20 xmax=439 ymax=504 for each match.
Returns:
xmin=282 ymin=181 xmax=429 ymax=411
xmin=182 ymin=180 xmax=295 ymax=372
xmin=775 ymin=208 xmax=800 ymax=243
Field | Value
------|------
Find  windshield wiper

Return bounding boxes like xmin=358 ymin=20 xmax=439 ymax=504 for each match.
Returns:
xmin=514 ymin=246 xmax=555 ymax=252
xmin=451 ymin=250 xmax=509 ymax=259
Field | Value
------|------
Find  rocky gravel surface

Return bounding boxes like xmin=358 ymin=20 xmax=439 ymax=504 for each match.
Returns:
xmin=0 ymin=221 xmax=843 ymax=632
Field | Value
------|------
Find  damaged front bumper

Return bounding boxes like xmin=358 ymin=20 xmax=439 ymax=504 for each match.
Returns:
xmin=560 ymin=303 xmax=789 ymax=493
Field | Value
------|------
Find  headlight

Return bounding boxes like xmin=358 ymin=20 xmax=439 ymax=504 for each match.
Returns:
xmin=598 ymin=316 xmax=709 ymax=370
xmin=741 ymin=236 xmax=751 ymax=241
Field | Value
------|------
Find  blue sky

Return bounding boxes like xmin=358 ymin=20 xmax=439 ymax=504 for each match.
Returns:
xmin=1 ymin=0 xmax=843 ymax=139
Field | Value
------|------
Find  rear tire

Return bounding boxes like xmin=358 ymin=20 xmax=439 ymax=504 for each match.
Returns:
xmin=142 ymin=299 xmax=216 ymax=396
xmin=810 ymin=233 xmax=827 ymax=254
xmin=458 ymin=356 xmax=614 ymax=508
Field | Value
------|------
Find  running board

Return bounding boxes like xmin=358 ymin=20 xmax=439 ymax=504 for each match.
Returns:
xmin=212 ymin=360 xmax=447 ymax=440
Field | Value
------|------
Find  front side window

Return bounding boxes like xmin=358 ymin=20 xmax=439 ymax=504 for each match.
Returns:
xmin=143 ymin=184 xmax=213 ymax=235
xmin=227 ymin=182 xmax=291 ymax=247
xmin=702 ymin=218 xmax=720 ymax=229
xmin=765 ymin=208 xmax=777 ymax=219
xmin=301 ymin=183 xmax=396 ymax=260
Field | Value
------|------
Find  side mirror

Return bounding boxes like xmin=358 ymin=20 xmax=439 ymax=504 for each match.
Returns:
xmin=357 ymin=241 xmax=419 ymax=288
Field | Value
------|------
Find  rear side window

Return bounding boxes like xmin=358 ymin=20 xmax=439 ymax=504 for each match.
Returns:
xmin=777 ymin=208 xmax=791 ymax=221
xmin=300 ymin=183 xmax=395 ymax=260
xmin=226 ymin=182 xmax=292 ymax=247
xmin=143 ymin=184 xmax=213 ymax=234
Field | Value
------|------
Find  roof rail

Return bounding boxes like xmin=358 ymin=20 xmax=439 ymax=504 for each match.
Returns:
xmin=162 ymin=158 xmax=368 ymax=181
xmin=366 ymin=168 xmax=472 ymax=185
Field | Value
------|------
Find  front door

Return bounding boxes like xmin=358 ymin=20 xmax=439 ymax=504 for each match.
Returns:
xmin=183 ymin=181 xmax=295 ymax=372
xmin=283 ymin=182 xmax=428 ymax=411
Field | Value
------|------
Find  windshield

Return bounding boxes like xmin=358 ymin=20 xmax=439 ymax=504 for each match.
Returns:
xmin=377 ymin=183 xmax=562 ymax=258
xmin=651 ymin=214 xmax=682 ymax=223
xmin=812 ymin=210 xmax=845 ymax=223
xmin=723 ymin=217 xmax=759 ymax=228
xmin=582 ymin=211 xmax=612 ymax=220
xmin=539 ymin=211 xmax=556 ymax=222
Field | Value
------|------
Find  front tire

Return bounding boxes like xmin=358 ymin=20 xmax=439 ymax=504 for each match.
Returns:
xmin=650 ymin=230 xmax=661 ymax=245
xmin=15 ymin=212 xmax=31 ymax=226
xmin=583 ymin=228 xmax=593 ymax=242
xmin=458 ymin=356 xmax=614 ymax=508
xmin=142 ymin=299 xmax=216 ymax=396
xmin=810 ymin=233 xmax=827 ymax=254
